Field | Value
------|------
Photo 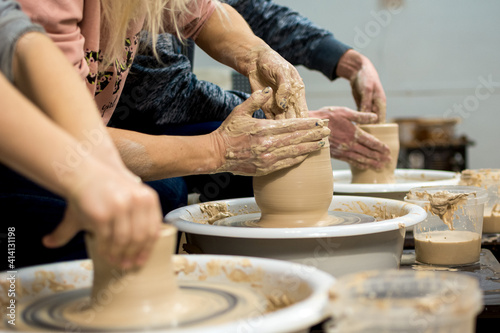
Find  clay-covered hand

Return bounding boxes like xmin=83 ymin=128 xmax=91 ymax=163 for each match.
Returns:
xmin=42 ymin=161 xmax=163 ymax=270
xmin=309 ymin=106 xmax=391 ymax=169
xmin=246 ymin=45 xmax=308 ymax=119
xmin=212 ymin=87 xmax=330 ymax=176
xmin=336 ymin=50 xmax=387 ymax=123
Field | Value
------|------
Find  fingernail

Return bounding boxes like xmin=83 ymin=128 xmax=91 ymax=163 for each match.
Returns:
xmin=316 ymin=119 xmax=325 ymax=127
xmin=318 ymin=140 xmax=326 ymax=147
xmin=263 ymin=87 xmax=271 ymax=94
xmin=279 ymin=98 xmax=287 ymax=109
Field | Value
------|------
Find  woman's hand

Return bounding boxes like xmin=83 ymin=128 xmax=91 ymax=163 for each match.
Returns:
xmin=212 ymin=87 xmax=330 ymax=176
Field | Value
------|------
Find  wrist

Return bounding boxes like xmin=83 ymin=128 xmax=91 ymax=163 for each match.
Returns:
xmin=336 ymin=49 xmax=364 ymax=81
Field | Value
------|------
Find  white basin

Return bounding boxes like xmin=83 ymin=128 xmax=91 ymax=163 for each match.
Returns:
xmin=165 ymin=196 xmax=427 ymax=277
xmin=0 ymin=255 xmax=334 ymax=333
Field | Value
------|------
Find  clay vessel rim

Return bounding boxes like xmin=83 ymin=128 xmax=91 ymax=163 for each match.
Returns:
xmin=165 ymin=196 xmax=427 ymax=238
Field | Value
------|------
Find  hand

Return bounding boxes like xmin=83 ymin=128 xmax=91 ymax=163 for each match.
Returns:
xmin=247 ymin=46 xmax=308 ymax=119
xmin=336 ymin=50 xmax=387 ymax=122
xmin=212 ymin=87 xmax=330 ymax=176
xmin=309 ymin=106 xmax=391 ymax=169
xmin=42 ymin=160 xmax=163 ymax=270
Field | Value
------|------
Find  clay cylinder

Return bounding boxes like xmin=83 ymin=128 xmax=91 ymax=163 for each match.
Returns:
xmin=350 ymin=123 xmax=399 ymax=184
xmin=81 ymin=225 xmax=179 ymax=327
xmin=253 ymin=144 xmax=333 ymax=227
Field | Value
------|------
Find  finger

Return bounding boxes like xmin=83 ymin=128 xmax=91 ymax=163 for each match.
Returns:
xmin=338 ymin=150 xmax=382 ymax=170
xmin=254 ymin=118 xmax=328 ymax=136
xmin=258 ymin=127 xmax=330 ymax=151
xmin=373 ymin=97 xmax=387 ymax=123
xmin=125 ymin=188 xmax=160 ymax=268
xmin=345 ymin=109 xmax=379 ymax=124
xmin=256 ymin=155 xmax=308 ymax=176
xmin=359 ymin=86 xmax=374 ymax=114
xmin=42 ymin=208 xmax=81 ymax=248
xmin=235 ymin=87 xmax=274 ymax=117
xmin=356 ymin=129 xmax=391 ymax=158
xmin=275 ymin=80 xmax=291 ymax=112
xmin=109 ymin=208 xmax=132 ymax=269
xmin=256 ymin=140 xmax=326 ymax=175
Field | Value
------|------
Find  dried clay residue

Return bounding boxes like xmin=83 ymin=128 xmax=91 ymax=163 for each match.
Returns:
xmin=198 ymin=202 xmax=234 ymax=224
xmin=408 ymin=190 xmax=469 ymax=230
xmin=333 ymin=201 xmax=402 ymax=221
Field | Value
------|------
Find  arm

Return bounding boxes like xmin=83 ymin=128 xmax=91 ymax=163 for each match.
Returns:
xmin=108 ymin=88 xmax=330 ymax=180
xmin=229 ymin=0 xmax=386 ymax=121
xmin=228 ymin=0 xmax=350 ymax=81
xmin=1 ymin=0 xmax=162 ymax=269
xmin=195 ymin=3 xmax=308 ymax=119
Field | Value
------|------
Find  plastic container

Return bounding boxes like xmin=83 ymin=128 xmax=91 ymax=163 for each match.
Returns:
xmin=460 ymin=169 xmax=500 ymax=234
xmin=326 ymin=270 xmax=483 ymax=333
xmin=405 ymin=185 xmax=488 ymax=266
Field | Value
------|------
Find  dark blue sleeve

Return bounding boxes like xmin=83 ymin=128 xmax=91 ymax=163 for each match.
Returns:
xmin=227 ymin=0 xmax=351 ymax=80
xmin=112 ymin=35 xmax=247 ymax=134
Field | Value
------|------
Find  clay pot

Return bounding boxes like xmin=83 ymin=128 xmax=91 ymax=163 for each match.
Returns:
xmin=72 ymin=225 xmax=180 ymax=328
xmin=253 ymin=144 xmax=333 ymax=227
xmin=350 ymin=123 xmax=399 ymax=184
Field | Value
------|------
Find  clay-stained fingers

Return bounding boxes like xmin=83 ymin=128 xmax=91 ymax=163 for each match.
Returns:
xmin=356 ymin=128 xmax=391 ymax=158
xmin=255 ymin=127 xmax=330 ymax=152
xmin=253 ymin=140 xmax=326 ymax=176
xmin=253 ymin=118 xmax=329 ymax=137
xmin=233 ymin=87 xmax=273 ymax=117
xmin=332 ymin=149 xmax=377 ymax=170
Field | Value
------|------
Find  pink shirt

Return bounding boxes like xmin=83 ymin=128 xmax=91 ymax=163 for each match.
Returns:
xmin=18 ymin=0 xmax=216 ymax=124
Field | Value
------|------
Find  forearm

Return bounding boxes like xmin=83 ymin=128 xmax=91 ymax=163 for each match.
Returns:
xmin=107 ymin=127 xmax=221 ymax=181
xmin=12 ymin=32 xmax=121 ymax=165
xmin=195 ymin=3 xmax=268 ymax=76
xmin=0 ymin=73 xmax=100 ymax=198
xmin=229 ymin=0 xmax=351 ymax=80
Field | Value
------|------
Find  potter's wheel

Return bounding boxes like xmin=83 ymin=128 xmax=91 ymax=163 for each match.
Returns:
xmin=333 ymin=169 xmax=460 ymax=200
xmin=2 ymin=255 xmax=334 ymax=332
xmin=21 ymin=284 xmax=256 ymax=331
xmin=212 ymin=211 xmax=374 ymax=227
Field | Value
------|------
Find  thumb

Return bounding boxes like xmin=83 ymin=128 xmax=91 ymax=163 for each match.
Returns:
xmin=234 ymin=87 xmax=273 ymax=117
xmin=347 ymin=110 xmax=378 ymax=125
xmin=42 ymin=208 xmax=81 ymax=248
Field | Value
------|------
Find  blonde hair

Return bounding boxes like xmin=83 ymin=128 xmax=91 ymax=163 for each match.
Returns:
xmin=100 ymin=0 xmax=194 ymax=71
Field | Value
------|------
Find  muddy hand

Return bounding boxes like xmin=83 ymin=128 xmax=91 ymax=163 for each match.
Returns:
xmin=42 ymin=163 xmax=163 ymax=270
xmin=309 ymin=106 xmax=391 ymax=169
xmin=337 ymin=50 xmax=387 ymax=123
xmin=212 ymin=87 xmax=330 ymax=176
xmin=247 ymin=46 xmax=308 ymax=120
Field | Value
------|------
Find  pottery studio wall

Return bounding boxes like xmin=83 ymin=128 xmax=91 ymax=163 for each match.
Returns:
xmin=192 ymin=0 xmax=500 ymax=170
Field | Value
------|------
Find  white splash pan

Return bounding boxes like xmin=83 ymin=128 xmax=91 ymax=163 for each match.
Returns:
xmin=165 ymin=196 xmax=427 ymax=277
xmin=333 ymin=169 xmax=460 ymax=200
xmin=0 ymin=255 xmax=334 ymax=333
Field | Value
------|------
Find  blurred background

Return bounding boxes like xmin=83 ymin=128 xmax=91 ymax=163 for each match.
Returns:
xmin=193 ymin=0 xmax=500 ymax=171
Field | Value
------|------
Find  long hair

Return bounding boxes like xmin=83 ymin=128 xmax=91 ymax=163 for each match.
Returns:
xmin=99 ymin=0 xmax=193 ymax=71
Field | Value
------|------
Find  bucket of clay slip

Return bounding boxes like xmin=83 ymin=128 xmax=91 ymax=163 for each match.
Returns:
xmin=460 ymin=169 xmax=500 ymax=234
xmin=404 ymin=185 xmax=488 ymax=266
xmin=325 ymin=270 xmax=483 ymax=333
